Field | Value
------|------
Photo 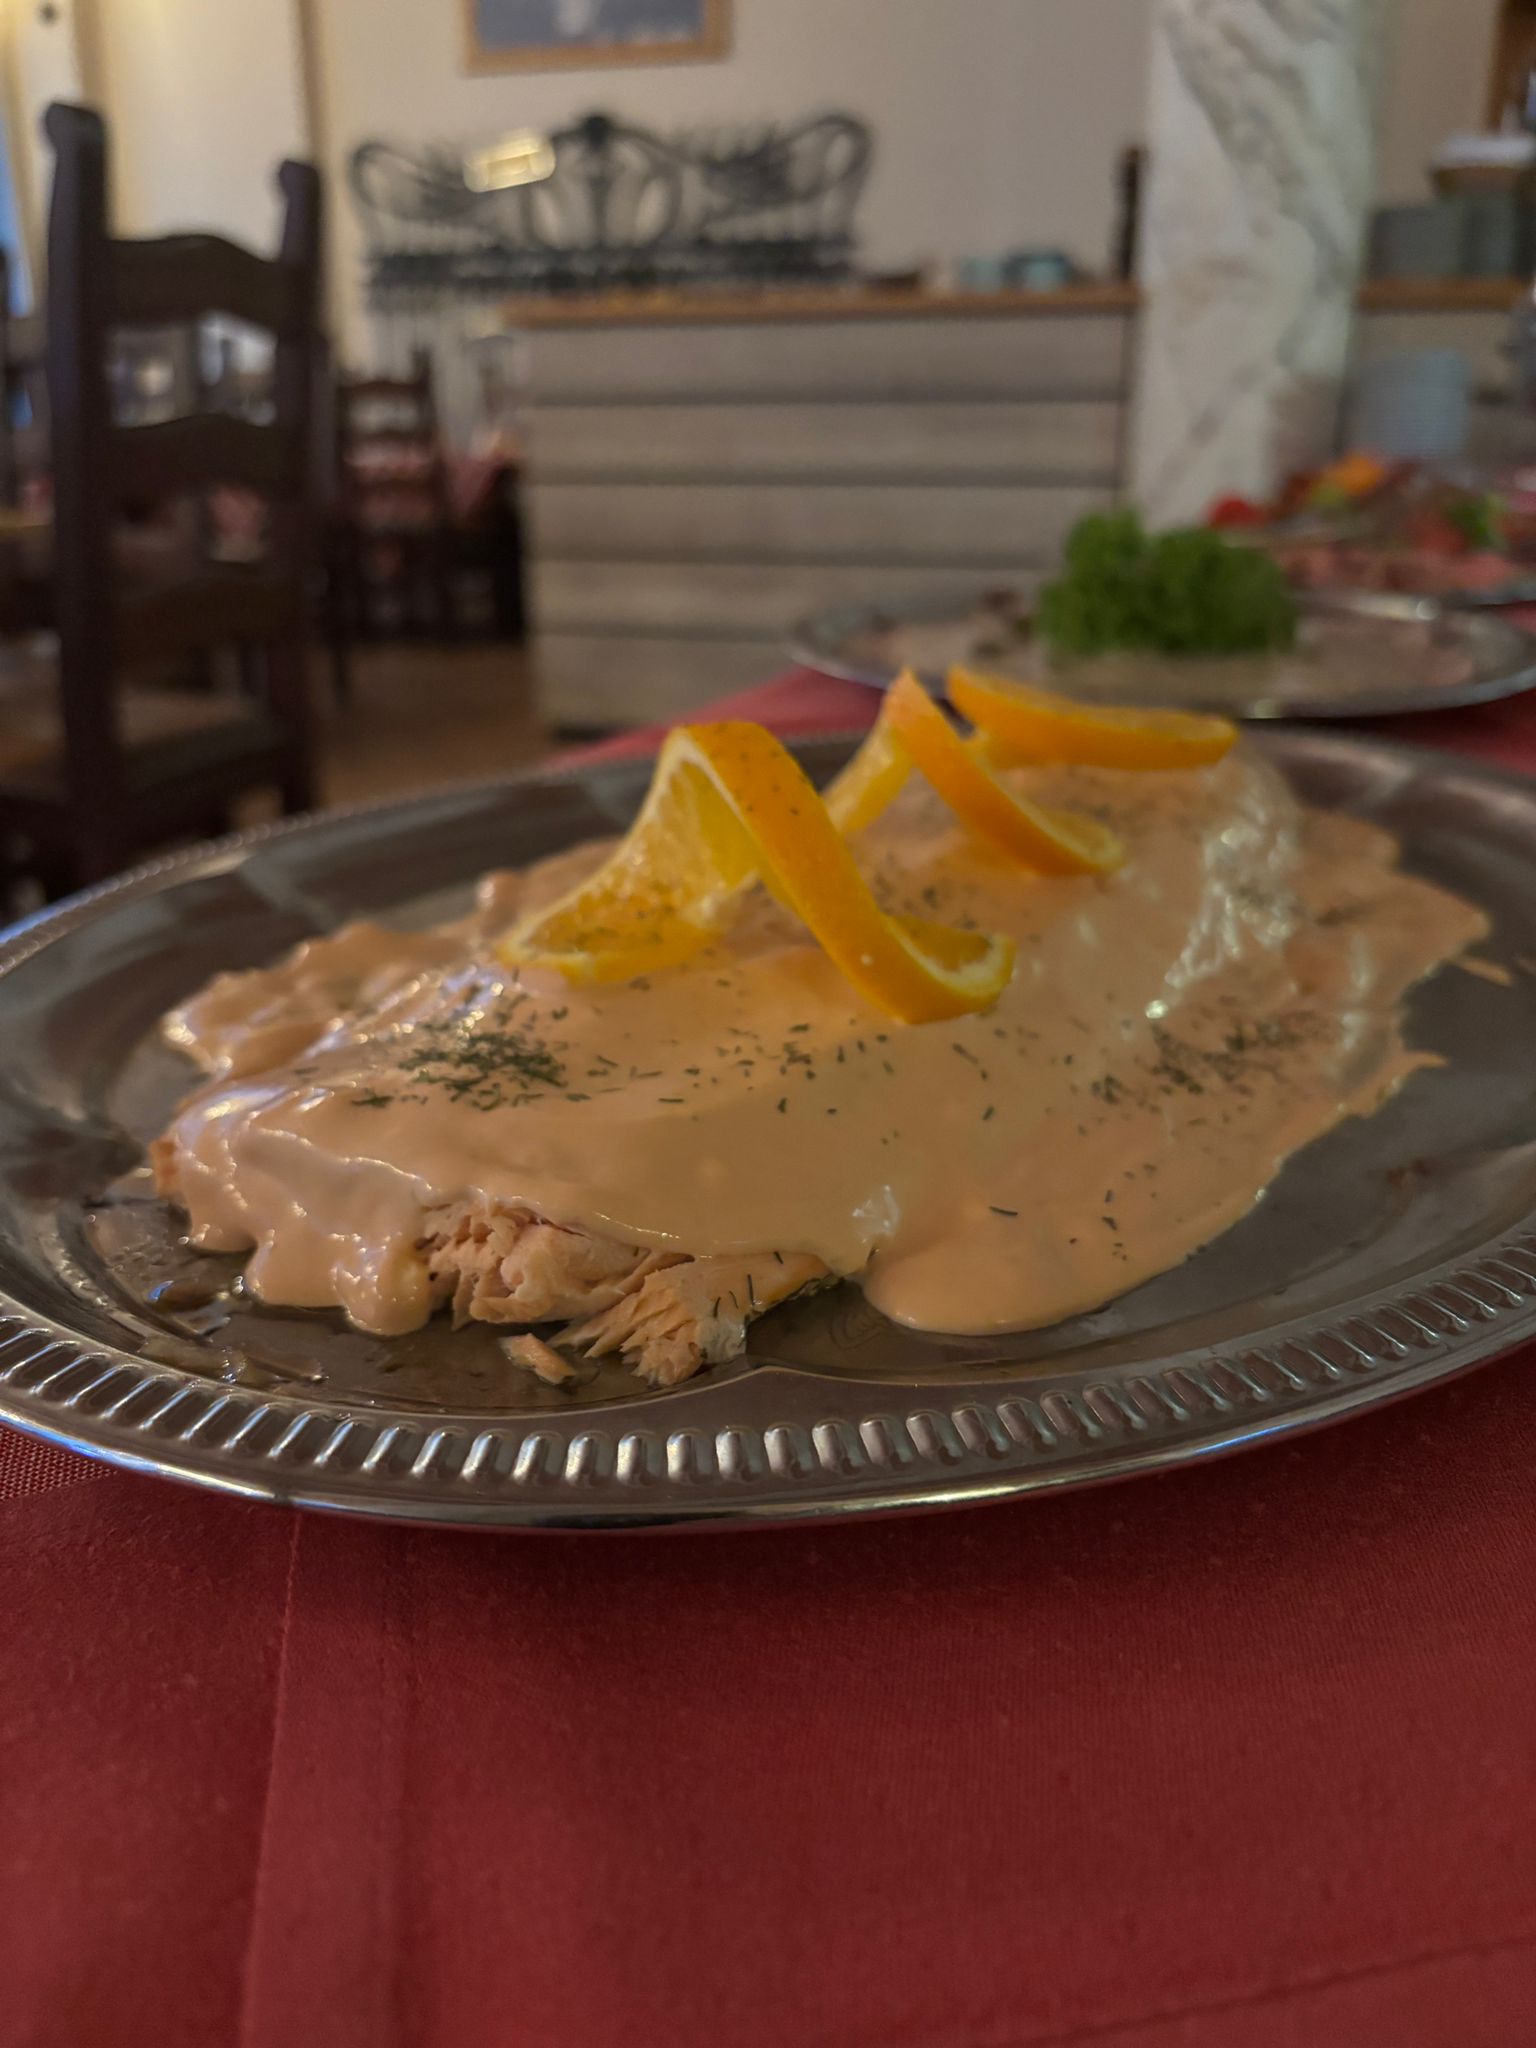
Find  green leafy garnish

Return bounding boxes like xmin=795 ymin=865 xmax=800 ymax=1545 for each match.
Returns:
xmin=1442 ymin=492 xmax=1505 ymax=552
xmin=1037 ymin=509 xmax=1298 ymax=657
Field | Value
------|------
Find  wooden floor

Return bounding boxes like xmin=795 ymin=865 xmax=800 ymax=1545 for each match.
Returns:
xmin=317 ymin=641 xmax=551 ymax=807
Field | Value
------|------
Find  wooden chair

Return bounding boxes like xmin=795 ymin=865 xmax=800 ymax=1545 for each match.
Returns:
xmin=328 ymin=347 xmax=460 ymax=652
xmin=0 ymin=251 xmax=47 ymax=511
xmin=0 ymin=251 xmax=50 ymax=655
xmin=0 ymin=103 xmax=324 ymax=898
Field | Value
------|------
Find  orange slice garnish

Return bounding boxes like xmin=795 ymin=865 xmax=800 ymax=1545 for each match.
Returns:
xmin=882 ymin=673 xmax=1125 ymax=876
xmin=499 ymin=721 xmax=1015 ymax=1023
xmin=948 ymin=667 xmax=1238 ymax=771
xmin=822 ymin=718 xmax=910 ymax=836
xmin=497 ymin=726 xmax=758 ymax=984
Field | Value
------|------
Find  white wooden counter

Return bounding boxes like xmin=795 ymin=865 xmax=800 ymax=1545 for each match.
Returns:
xmin=508 ymin=285 xmax=1138 ymax=725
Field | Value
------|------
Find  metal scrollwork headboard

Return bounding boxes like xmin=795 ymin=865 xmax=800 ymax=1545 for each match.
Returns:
xmin=350 ymin=109 xmax=873 ymax=304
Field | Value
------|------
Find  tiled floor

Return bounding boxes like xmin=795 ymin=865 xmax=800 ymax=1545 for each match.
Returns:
xmin=317 ymin=640 xmax=550 ymax=806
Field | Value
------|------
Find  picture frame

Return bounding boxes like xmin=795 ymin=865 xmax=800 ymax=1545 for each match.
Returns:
xmin=463 ymin=0 xmax=731 ymax=75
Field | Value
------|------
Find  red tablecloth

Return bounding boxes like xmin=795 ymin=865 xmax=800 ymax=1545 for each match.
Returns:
xmin=3 ymin=674 xmax=1534 ymax=2048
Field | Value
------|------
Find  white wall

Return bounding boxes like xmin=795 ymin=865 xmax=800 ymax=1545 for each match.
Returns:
xmin=316 ymin=0 xmax=1155 ymax=352
xmin=92 ymin=0 xmax=307 ymax=250
xmin=2 ymin=0 xmax=1504 ymax=345
xmin=73 ymin=0 xmax=1508 ymax=256
xmin=314 ymin=0 xmax=1505 ymax=356
xmin=1376 ymin=0 xmax=1503 ymax=201
xmin=3 ymin=0 xmax=89 ymax=284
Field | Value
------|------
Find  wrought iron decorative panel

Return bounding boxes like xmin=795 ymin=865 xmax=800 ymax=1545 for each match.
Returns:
xmin=350 ymin=110 xmax=873 ymax=302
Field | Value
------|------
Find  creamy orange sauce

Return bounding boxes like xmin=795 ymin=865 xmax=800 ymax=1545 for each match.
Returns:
xmin=157 ymin=752 xmax=1485 ymax=1339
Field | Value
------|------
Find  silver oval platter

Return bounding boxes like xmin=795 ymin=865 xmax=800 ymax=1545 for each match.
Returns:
xmin=1 ymin=731 xmax=1534 ymax=1529
xmin=791 ymin=587 xmax=1536 ymax=719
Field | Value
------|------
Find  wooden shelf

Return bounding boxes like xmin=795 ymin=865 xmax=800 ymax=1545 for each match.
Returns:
xmin=501 ymin=281 xmax=1141 ymax=331
xmin=501 ymin=276 xmax=1530 ymax=331
xmin=1357 ymin=276 xmax=1529 ymax=312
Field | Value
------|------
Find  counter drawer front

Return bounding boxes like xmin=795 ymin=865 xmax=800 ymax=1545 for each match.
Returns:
xmin=526 ymin=480 xmax=1112 ymax=563
xmin=529 ymin=559 xmax=1040 ymax=636
xmin=523 ymin=399 xmax=1123 ymax=480
xmin=536 ymin=633 xmax=783 ymax=725
xmin=523 ymin=313 xmax=1130 ymax=401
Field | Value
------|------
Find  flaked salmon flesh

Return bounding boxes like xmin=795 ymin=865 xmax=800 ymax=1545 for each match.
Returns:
xmin=557 ymin=1248 xmax=830 ymax=1386
xmin=152 ymin=1120 xmax=829 ymax=1387
xmin=418 ymin=1194 xmax=828 ymax=1384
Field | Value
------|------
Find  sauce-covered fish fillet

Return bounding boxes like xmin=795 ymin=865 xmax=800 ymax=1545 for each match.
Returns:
xmin=149 ymin=750 xmax=1485 ymax=1384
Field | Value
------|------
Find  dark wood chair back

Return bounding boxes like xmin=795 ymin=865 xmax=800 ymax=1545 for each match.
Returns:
xmin=41 ymin=101 xmax=324 ymax=880
xmin=328 ymin=345 xmax=459 ymax=657
xmin=337 ymin=346 xmax=454 ymax=532
xmin=0 ymin=250 xmax=46 ymax=511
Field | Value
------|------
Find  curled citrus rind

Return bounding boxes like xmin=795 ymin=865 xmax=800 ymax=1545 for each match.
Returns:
xmin=499 ymin=721 xmax=1015 ymax=1023
xmin=882 ymin=673 xmax=1125 ymax=876
xmin=948 ymin=666 xmax=1238 ymax=772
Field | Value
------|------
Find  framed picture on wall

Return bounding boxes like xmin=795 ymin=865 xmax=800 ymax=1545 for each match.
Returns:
xmin=464 ymin=0 xmax=731 ymax=74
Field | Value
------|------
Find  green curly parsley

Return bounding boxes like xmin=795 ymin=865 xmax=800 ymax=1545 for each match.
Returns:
xmin=1037 ymin=509 xmax=1298 ymax=658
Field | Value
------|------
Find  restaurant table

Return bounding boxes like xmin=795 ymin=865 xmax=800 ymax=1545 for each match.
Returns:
xmin=2 ymin=671 xmax=1534 ymax=2048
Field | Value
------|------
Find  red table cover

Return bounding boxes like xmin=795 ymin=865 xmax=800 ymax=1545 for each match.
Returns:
xmin=2 ymin=673 xmax=1534 ymax=2048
